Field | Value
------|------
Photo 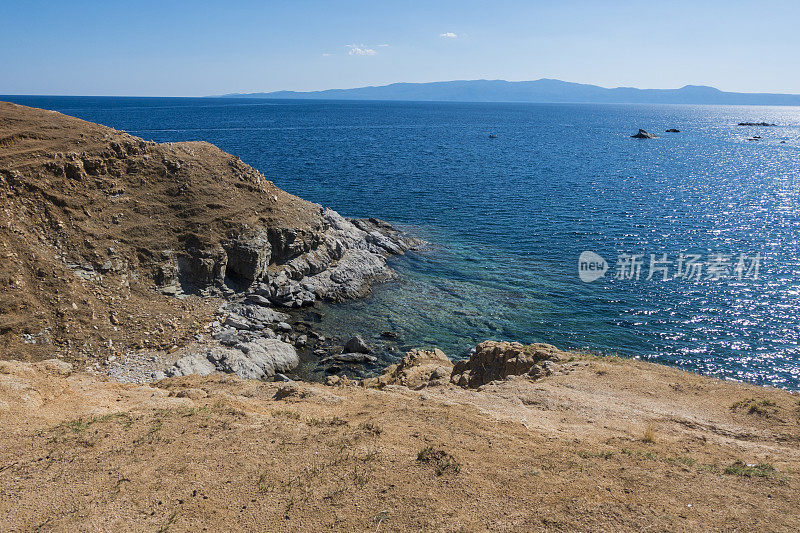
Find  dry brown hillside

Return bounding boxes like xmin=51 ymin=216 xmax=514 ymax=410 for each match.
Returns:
xmin=1 ymin=354 xmax=798 ymax=531
xmin=0 ymin=102 xmax=329 ymax=364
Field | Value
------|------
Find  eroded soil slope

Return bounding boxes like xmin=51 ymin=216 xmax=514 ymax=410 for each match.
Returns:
xmin=0 ymin=102 xmax=328 ymax=364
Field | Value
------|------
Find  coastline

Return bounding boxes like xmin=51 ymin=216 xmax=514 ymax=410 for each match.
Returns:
xmin=1 ymin=101 xmax=799 ymax=530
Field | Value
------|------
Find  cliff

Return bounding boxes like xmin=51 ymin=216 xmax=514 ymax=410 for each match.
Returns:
xmin=0 ymin=102 xmax=415 ymax=369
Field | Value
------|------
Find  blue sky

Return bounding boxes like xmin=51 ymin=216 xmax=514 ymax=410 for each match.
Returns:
xmin=1 ymin=0 xmax=799 ymax=96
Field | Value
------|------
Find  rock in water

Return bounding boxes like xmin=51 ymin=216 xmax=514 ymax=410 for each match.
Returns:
xmin=665 ymin=128 xmax=681 ymax=133
xmin=344 ymin=335 xmax=371 ymax=354
xmin=737 ymin=122 xmax=777 ymax=126
xmin=631 ymin=129 xmax=658 ymax=139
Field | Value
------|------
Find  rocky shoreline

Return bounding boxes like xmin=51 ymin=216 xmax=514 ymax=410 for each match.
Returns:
xmin=110 ymin=213 xmax=422 ymax=384
xmin=0 ymin=102 xmax=426 ymax=375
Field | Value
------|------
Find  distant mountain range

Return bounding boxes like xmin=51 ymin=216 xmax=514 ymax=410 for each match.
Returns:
xmin=217 ymin=79 xmax=800 ymax=105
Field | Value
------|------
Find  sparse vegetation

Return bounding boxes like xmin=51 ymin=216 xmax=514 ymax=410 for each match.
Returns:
xmin=307 ymin=416 xmax=348 ymax=427
xmin=271 ymin=409 xmax=301 ymax=420
xmin=417 ymin=446 xmax=461 ymax=476
xmin=358 ymin=421 xmax=383 ymax=435
xmin=724 ymin=460 xmax=777 ymax=478
xmin=578 ymin=450 xmax=614 ymax=459
xmin=643 ymin=424 xmax=657 ymax=443
xmin=57 ymin=412 xmax=133 ymax=433
xmin=731 ymin=398 xmax=779 ymax=416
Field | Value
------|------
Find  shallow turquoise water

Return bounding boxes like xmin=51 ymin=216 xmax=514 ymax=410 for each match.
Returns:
xmin=6 ymin=96 xmax=800 ymax=388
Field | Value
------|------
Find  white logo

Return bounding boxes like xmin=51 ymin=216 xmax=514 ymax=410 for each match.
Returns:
xmin=578 ymin=251 xmax=608 ymax=282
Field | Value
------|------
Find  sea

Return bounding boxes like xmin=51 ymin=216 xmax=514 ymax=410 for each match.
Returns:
xmin=5 ymin=95 xmax=800 ymax=389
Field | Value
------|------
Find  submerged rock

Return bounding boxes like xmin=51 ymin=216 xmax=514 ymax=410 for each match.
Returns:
xmin=738 ymin=122 xmax=777 ymax=126
xmin=665 ymin=128 xmax=681 ymax=133
xmin=631 ymin=129 xmax=658 ymax=139
xmin=344 ymin=335 xmax=371 ymax=354
xmin=322 ymin=352 xmax=377 ymax=364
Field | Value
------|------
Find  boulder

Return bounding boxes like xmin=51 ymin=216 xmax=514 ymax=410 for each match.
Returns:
xmin=167 ymin=338 xmax=298 ymax=380
xmin=224 ymin=315 xmax=254 ymax=331
xmin=362 ymin=348 xmax=453 ymax=390
xmin=450 ymin=341 xmax=569 ymax=388
xmin=344 ymin=335 xmax=371 ymax=354
xmin=168 ymin=354 xmax=217 ymax=377
xmin=226 ymin=303 xmax=288 ymax=324
xmin=631 ymin=129 xmax=658 ymax=139
xmin=224 ymin=234 xmax=271 ymax=283
xmin=245 ymin=293 xmax=271 ymax=306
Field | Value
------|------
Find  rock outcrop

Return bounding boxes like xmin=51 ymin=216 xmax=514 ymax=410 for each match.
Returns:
xmin=167 ymin=338 xmax=298 ymax=380
xmin=631 ymin=129 xmax=658 ymax=139
xmin=362 ymin=348 xmax=453 ymax=390
xmin=245 ymin=211 xmax=419 ymax=308
xmin=450 ymin=341 xmax=569 ymax=388
xmin=665 ymin=128 xmax=681 ymax=133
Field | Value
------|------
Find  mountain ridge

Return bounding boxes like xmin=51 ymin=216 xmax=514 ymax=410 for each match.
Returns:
xmin=217 ymin=78 xmax=800 ymax=105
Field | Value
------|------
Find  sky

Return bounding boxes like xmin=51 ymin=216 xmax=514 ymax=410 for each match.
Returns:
xmin=1 ymin=0 xmax=799 ymax=96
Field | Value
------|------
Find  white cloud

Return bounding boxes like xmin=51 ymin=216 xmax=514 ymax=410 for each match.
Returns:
xmin=346 ymin=44 xmax=377 ymax=56
xmin=377 ymin=44 xmax=389 ymax=47
xmin=440 ymin=32 xmax=458 ymax=39
xmin=322 ymin=53 xmax=332 ymax=57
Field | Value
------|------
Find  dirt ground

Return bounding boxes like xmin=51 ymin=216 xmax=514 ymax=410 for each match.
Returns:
xmin=2 ymin=355 xmax=798 ymax=532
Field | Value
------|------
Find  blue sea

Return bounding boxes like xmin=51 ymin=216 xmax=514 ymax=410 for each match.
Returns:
xmin=5 ymin=96 xmax=800 ymax=389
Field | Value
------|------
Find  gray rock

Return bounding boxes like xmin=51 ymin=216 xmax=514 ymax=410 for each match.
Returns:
xmin=234 ymin=338 xmax=299 ymax=377
xmin=631 ymin=129 xmax=658 ymax=139
xmin=276 ymin=321 xmax=292 ymax=332
xmin=168 ymin=355 xmax=217 ymax=377
xmin=224 ymin=315 xmax=253 ymax=330
xmin=168 ymin=338 xmax=299 ymax=381
xmin=216 ymin=349 xmax=264 ymax=380
xmin=344 ymin=335 xmax=371 ymax=354
xmin=227 ymin=303 xmax=289 ymax=324
xmin=245 ymin=293 xmax=272 ymax=306
xmin=322 ymin=352 xmax=377 ymax=364
xmin=224 ymin=234 xmax=271 ymax=282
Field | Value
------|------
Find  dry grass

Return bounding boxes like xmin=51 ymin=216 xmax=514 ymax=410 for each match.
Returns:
xmin=1 ymin=357 xmax=799 ymax=531
xmin=643 ymin=423 xmax=657 ymax=443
